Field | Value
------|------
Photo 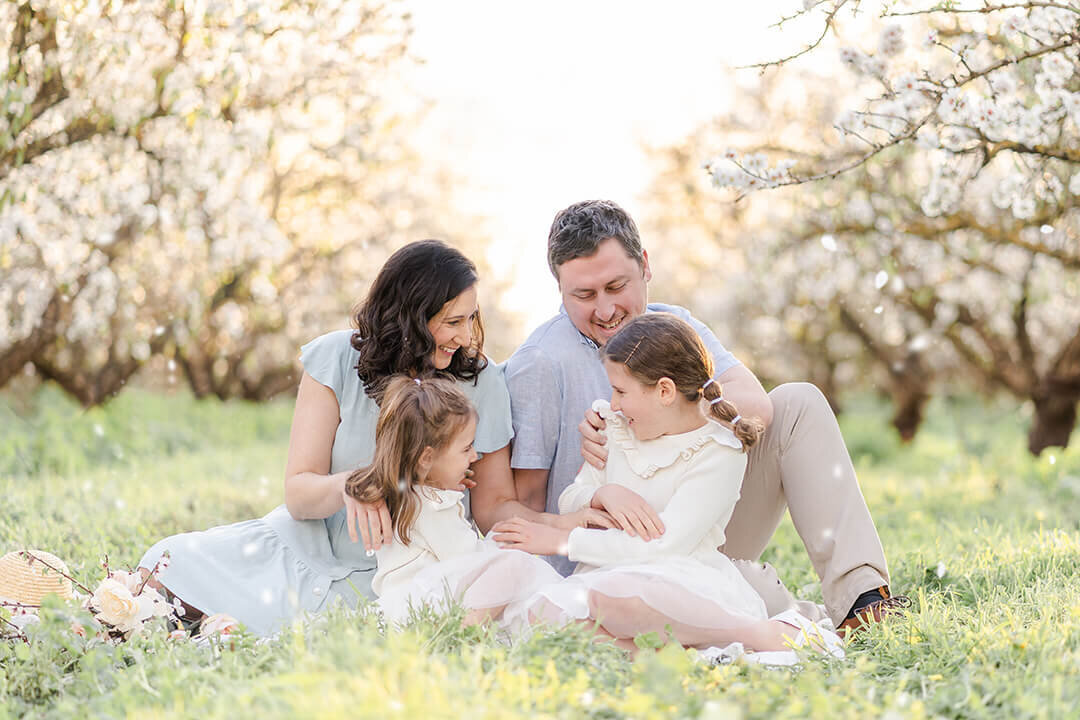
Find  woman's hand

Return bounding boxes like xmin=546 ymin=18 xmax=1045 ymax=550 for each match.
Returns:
xmin=591 ymin=485 xmax=665 ymax=540
xmin=343 ymin=489 xmax=393 ymax=552
xmin=545 ymin=507 xmax=617 ymax=531
xmin=490 ymin=518 xmax=571 ymax=556
xmin=579 ymin=407 xmax=609 ymax=470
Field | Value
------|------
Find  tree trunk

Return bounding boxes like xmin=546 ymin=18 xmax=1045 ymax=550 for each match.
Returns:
xmin=1029 ymin=387 xmax=1079 ymax=455
xmin=0 ymin=291 xmax=64 ymax=388
xmin=34 ymin=350 xmax=139 ymax=407
xmin=1028 ymin=330 xmax=1080 ymax=455
xmin=178 ymin=352 xmax=215 ymax=399
xmin=891 ymin=387 xmax=929 ymax=443
xmin=244 ymin=366 xmax=299 ymax=401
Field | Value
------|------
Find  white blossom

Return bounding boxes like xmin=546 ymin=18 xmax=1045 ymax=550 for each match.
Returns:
xmin=879 ymin=25 xmax=905 ymax=57
xmin=742 ymin=153 xmax=768 ymax=173
xmin=839 ymin=47 xmax=867 ymax=72
xmin=1039 ymin=53 xmax=1073 ymax=86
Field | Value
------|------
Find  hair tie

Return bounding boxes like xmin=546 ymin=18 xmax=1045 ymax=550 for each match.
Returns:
xmin=701 ymin=378 xmax=717 ymax=393
xmin=414 ymin=378 xmax=422 ymax=386
xmin=708 ymin=397 xmax=724 ymax=406
xmin=731 ymin=414 xmax=742 ymax=426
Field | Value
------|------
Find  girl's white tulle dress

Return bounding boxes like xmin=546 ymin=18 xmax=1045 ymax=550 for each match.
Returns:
xmin=504 ymin=400 xmax=835 ymax=649
xmin=374 ymin=485 xmax=561 ymax=625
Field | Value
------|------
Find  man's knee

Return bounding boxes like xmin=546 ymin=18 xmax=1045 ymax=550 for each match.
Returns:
xmin=768 ymin=382 xmax=831 ymax=419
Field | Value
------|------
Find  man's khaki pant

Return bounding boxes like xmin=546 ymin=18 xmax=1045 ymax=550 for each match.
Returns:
xmin=720 ymin=383 xmax=890 ymax=626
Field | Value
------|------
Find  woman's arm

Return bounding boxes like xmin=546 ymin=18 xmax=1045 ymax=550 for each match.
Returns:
xmin=469 ymin=445 xmax=546 ymax=532
xmin=284 ymin=372 xmax=392 ymax=549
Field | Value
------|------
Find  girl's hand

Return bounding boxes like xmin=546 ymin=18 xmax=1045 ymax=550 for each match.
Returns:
xmin=343 ymin=489 xmax=393 ymax=552
xmin=490 ymin=518 xmax=571 ymax=556
xmin=578 ymin=408 xmax=608 ymax=470
xmin=546 ymin=508 xmax=617 ymax=531
xmin=592 ymin=485 xmax=665 ymax=540
xmin=459 ymin=467 xmax=477 ymax=491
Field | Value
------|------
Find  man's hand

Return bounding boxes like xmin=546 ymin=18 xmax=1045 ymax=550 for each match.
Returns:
xmin=343 ymin=490 xmax=393 ymax=552
xmin=579 ymin=407 xmax=609 ymax=470
xmin=591 ymin=485 xmax=665 ymax=540
xmin=491 ymin=518 xmax=571 ymax=556
xmin=545 ymin=507 xmax=617 ymax=531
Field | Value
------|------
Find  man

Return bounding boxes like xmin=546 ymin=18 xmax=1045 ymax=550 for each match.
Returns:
xmin=495 ymin=199 xmax=904 ymax=633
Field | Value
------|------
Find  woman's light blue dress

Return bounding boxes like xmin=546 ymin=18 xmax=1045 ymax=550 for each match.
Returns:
xmin=138 ymin=330 xmax=513 ymax=636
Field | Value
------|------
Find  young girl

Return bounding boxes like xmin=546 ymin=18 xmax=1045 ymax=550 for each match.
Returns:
xmin=348 ymin=375 xmax=562 ymax=626
xmin=494 ymin=313 xmax=842 ymax=657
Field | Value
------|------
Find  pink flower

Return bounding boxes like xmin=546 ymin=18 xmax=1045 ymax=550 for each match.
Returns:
xmin=199 ymin=613 xmax=241 ymax=637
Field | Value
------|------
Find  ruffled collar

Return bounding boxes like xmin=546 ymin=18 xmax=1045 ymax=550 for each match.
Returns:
xmin=415 ymin=485 xmax=465 ymax=510
xmin=593 ymin=399 xmax=742 ymax=479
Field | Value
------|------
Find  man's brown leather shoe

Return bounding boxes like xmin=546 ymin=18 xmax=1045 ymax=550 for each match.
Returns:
xmin=837 ymin=587 xmax=911 ymax=637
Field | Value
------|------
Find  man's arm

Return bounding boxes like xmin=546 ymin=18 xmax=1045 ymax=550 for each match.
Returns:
xmin=662 ymin=303 xmax=774 ymax=428
xmin=716 ymin=364 xmax=773 ymax=428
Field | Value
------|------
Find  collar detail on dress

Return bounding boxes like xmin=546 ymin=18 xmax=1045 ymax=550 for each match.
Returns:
xmin=415 ymin=485 xmax=465 ymax=509
xmin=592 ymin=399 xmax=742 ymax=478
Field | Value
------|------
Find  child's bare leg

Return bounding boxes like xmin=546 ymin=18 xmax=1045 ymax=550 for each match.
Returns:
xmin=523 ymin=601 xmax=640 ymax=655
xmin=573 ymin=617 xmax=640 ymax=655
xmin=463 ymin=603 xmax=508 ymax=626
xmin=587 ymin=591 xmax=790 ymax=651
xmin=137 ymin=567 xmax=205 ymax=620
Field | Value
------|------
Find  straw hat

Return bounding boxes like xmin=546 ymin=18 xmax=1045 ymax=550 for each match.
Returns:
xmin=0 ymin=550 xmax=74 ymax=605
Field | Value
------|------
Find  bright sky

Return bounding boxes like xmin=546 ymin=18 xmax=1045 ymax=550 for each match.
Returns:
xmin=405 ymin=0 xmax=814 ymax=333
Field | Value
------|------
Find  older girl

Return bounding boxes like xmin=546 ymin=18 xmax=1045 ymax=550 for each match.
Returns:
xmin=495 ymin=313 xmax=842 ymax=656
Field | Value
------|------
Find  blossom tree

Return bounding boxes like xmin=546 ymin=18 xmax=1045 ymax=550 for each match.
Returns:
xmin=643 ymin=86 xmax=967 ymax=438
xmin=694 ymin=1 xmax=1080 ymax=453
xmin=1 ymin=0 xmax=507 ymax=405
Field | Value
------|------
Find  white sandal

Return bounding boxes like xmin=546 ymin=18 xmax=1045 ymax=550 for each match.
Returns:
xmin=772 ymin=608 xmax=845 ymax=659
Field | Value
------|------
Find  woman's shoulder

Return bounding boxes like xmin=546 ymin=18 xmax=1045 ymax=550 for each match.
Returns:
xmin=455 ymin=357 xmax=513 ymax=454
xmin=299 ymin=330 xmax=361 ymax=398
xmin=301 ymin=329 xmax=356 ymax=357
xmin=454 ymin=355 xmax=507 ymax=398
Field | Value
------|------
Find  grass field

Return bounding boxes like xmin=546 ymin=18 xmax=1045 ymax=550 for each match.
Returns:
xmin=2 ymin=385 xmax=1079 ymax=719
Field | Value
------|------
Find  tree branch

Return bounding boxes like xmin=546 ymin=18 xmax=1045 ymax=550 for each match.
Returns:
xmin=741 ymin=0 xmax=855 ymax=71
xmin=888 ymin=3 xmax=1080 ymax=18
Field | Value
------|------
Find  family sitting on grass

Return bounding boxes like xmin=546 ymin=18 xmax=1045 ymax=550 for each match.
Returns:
xmin=138 ymin=200 xmax=908 ymax=660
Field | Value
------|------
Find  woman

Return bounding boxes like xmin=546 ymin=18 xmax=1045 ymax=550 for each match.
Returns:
xmin=139 ymin=240 xmax=542 ymax=636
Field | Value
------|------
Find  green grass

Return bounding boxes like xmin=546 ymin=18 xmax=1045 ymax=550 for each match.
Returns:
xmin=2 ymin=388 xmax=1079 ymax=719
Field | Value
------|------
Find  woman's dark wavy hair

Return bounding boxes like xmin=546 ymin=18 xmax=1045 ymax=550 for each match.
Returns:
xmin=352 ymin=239 xmax=487 ymax=402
